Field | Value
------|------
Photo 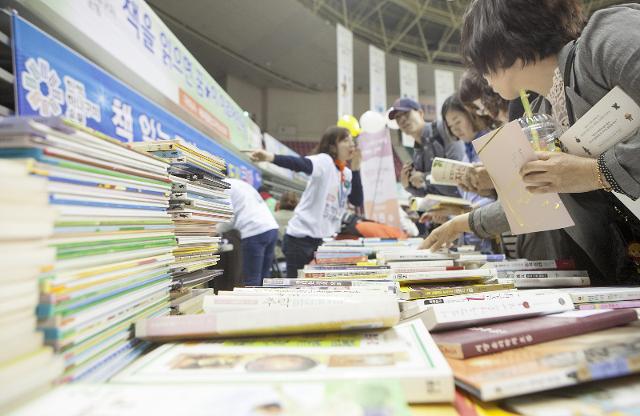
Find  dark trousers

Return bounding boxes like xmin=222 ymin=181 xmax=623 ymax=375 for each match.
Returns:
xmin=282 ymin=234 xmax=323 ymax=278
xmin=241 ymin=229 xmax=278 ymax=286
xmin=214 ymin=229 xmax=243 ymax=292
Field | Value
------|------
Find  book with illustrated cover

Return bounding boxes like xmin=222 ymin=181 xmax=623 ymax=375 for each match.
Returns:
xmin=505 ymin=374 xmax=640 ymax=416
xmin=118 ymin=319 xmax=454 ymax=403
xmin=135 ymin=298 xmax=400 ymax=341
xmin=9 ymin=381 xmax=412 ymax=416
xmin=448 ymin=323 xmax=640 ymax=401
xmin=432 ymin=309 xmax=638 ymax=359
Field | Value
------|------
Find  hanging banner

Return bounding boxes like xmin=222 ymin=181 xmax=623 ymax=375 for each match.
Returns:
xmin=12 ymin=13 xmax=261 ymax=186
xmin=399 ymin=59 xmax=419 ymax=147
xmin=20 ymin=0 xmax=250 ymax=150
xmin=358 ymin=129 xmax=401 ymax=228
xmin=336 ymin=23 xmax=353 ymax=118
xmin=369 ymin=45 xmax=386 ymax=113
xmin=435 ymin=69 xmax=455 ymax=122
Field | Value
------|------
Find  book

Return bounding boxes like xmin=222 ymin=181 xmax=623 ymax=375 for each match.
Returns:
xmin=118 ymin=319 xmax=454 ymax=403
xmin=8 ymin=380 xmax=412 ymax=416
xmin=392 ymin=268 xmax=497 ymax=284
xmin=410 ymin=194 xmax=472 ymax=212
xmin=398 ymin=282 xmax=516 ymax=301
xmin=559 ymin=86 xmax=640 ymax=158
xmin=262 ymin=278 xmax=400 ymax=293
xmin=448 ymin=324 xmax=640 ymax=401
xmin=505 ymin=270 xmax=589 ymax=279
xmin=505 ymin=374 xmax=640 ymax=416
xmin=473 ymin=121 xmax=574 ymax=235
xmin=559 ymin=286 xmax=640 ymax=303
xmin=432 ymin=309 xmax=638 ymax=359
xmin=506 ymin=275 xmax=590 ymax=288
xmin=377 ymin=250 xmax=454 ymax=263
xmin=135 ymin=298 xmax=401 ymax=341
xmin=430 ymin=157 xmax=474 ymax=186
xmin=415 ymin=289 xmax=574 ymax=331
xmin=577 ymin=299 xmax=640 ymax=310
xmin=483 ymin=259 xmax=576 ymax=274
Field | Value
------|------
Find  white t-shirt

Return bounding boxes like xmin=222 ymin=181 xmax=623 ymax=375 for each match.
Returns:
xmin=226 ymin=178 xmax=278 ymax=239
xmin=286 ymin=153 xmax=352 ymax=239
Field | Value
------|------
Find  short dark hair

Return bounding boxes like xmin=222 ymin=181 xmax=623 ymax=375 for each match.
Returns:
xmin=441 ymin=94 xmax=493 ymax=136
xmin=459 ymin=69 xmax=509 ymax=121
xmin=461 ymin=0 xmax=585 ymax=75
xmin=279 ymin=191 xmax=299 ymax=211
xmin=312 ymin=126 xmax=350 ymax=159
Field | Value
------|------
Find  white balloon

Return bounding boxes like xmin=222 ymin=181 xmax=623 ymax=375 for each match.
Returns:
xmin=359 ymin=111 xmax=386 ymax=133
xmin=385 ymin=109 xmax=400 ymax=130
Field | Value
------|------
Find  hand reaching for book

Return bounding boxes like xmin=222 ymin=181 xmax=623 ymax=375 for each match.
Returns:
xmin=248 ymin=149 xmax=275 ymax=163
xmin=419 ymin=213 xmax=471 ymax=251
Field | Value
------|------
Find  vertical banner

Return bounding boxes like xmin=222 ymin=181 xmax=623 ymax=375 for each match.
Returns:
xmin=336 ymin=23 xmax=353 ymax=118
xmin=399 ymin=59 xmax=419 ymax=147
xmin=359 ymin=129 xmax=401 ymax=228
xmin=368 ymin=45 xmax=386 ymax=113
xmin=434 ymin=69 xmax=455 ymax=122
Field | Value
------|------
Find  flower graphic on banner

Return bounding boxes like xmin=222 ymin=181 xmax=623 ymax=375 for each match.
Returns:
xmin=21 ymin=57 xmax=64 ymax=116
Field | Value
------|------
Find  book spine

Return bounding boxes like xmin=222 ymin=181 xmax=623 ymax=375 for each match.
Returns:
xmin=513 ymin=276 xmax=590 ymax=288
xmin=458 ymin=310 xmax=638 ymax=359
xmin=572 ymin=290 xmax=640 ymax=303
xmin=508 ymin=270 xmax=588 ymax=278
xmin=401 ymin=283 xmax=515 ymax=300
xmin=577 ymin=300 xmax=640 ymax=310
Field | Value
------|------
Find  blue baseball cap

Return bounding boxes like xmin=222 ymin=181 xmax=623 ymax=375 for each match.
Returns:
xmin=388 ymin=98 xmax=422 ymax=120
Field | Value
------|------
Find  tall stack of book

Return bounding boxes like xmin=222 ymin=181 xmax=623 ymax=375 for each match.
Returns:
xmin=132 ymin=140 xmax=233 ymax=292
xmin=0 ymin=118 xmax=175 ymax=383
xmin=0 ymin=159 xmax=63 ymax=413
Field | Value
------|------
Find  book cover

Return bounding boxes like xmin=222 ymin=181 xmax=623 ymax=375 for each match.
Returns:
xmin=398 ymin=282 xmax=515 ymax=301
xmin=430 ymin=157 xmax=474 ymax=186
xmin=559 ymin=287 xmax=640 ymax=303
xmin=118 ymin=319 xmax=454 ymax=403
xmin=432 ymin=309 xmax=638 ymax=359
xmin=448 ymin=324 xmax=640 ymax=401
xmin=135 ymin=298 xmax=401 ymax=341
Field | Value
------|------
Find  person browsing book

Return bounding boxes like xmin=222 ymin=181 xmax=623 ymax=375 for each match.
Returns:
xmin=249 ymin=126 xmax=363 ymax=278
xmin=390 ymin=98 xmax=466 ymax=198
xmin=218 ymin=178 xmax=279 ymax=287
xmin=421 ymin=0 xmax=640 ymax=284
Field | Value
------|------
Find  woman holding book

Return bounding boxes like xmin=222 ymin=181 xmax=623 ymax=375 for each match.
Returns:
xmin=249 ymin=126 xmax=363 ymax=278
xmin=421 ymin=0 xmax=640 ymax=284
xmin=428 ymin=94 xmax=495 ymax=252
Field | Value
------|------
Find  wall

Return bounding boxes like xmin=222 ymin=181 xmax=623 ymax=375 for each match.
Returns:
xmin=226 ymin=74 xmax=451 ymax=143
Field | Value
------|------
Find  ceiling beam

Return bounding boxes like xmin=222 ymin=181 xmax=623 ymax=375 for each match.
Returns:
xmin=386 ymin=0 xmax=432 ymax=51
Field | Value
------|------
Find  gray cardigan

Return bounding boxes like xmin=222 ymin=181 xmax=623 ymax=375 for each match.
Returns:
xmin=469 ymin=3 xmax=640 ymax=283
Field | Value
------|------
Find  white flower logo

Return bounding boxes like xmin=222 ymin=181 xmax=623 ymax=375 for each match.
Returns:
xmin=21 ymin=57 xmax=64 ymax=117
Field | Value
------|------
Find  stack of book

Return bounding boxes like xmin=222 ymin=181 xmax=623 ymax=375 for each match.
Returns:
xmin=559 ymin=286 xmax=640 ymax=310
xmin=481 ymin=258 xmax=591 ymax=288
xmin=0 ymin=118 xmax=175 ymax=383
xmin=0 ymin=159 xmax=63 ymax=413
xmin=132 ymin=140 xmax=232 ymax=292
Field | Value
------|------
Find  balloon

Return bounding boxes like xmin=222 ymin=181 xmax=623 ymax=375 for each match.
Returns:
xmin=385 ymin=109 xmax=400 ymax=130
xmin=337 ymin=114 xmax=362 ymax=138
xmin=359 ymin=111 xmax=386 ymax=133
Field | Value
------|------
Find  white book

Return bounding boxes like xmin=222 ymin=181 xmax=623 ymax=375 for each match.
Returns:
xmin=559 ymin=86 xmax=640 ymax=158
xmin=481 ymin=259 xmax=573 ymax=271
xmin=118 ymin=319 xmax=454 ymax=403
xmin=509 ymin=276 xmax=591 ymax=288
xmin=387 ymin=260 xmax=455 ymax=269
xmin=430 ymin=157 xmax=474 ymax=186
xmin=377 ymin=250 xmax=454 ymax=263
xmin=506 ymin=270 xmax=589 ymax=279
xmin=416 ymin=289 xmax=574 ymax=331
xmin=559 ymin=286 xmax=640 ymax=304
xmin=392 ymin=268 xmax=497 ymax=283
xmin=135 ymin=298 xmax=401 ymax=341
xmin=202 ymin=293 xmax=392 ymax=312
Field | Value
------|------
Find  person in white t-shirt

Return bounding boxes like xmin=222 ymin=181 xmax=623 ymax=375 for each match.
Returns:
xmin=218 ymin=178 xmax=279 ymax=286
xmin=249 ymin=126 xmax=363 ymax=277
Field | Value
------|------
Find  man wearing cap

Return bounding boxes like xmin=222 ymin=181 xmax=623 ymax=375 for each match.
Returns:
xmin=388 ymin=98 xmax=465 ymax=197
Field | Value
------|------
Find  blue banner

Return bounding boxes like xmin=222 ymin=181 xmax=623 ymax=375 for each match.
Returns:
xmin=11 ymin=13 xmax=261 ymax=186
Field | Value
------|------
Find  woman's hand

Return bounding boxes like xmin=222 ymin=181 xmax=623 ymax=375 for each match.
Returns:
xmin=520 ymin=151 xmax=599 ymax=194
xmin=400 ymin=162 xmax=412 ymax=188
xmin=249 ymin=149 xmax=275 ymax=163
xmin=409 ymin=170 xmax=427 ymax=189
xmin=419 ymin=213 xmax=471 ymax=251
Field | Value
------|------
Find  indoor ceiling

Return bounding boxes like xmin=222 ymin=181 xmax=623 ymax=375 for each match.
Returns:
xmin=147 ymin=0 xmax=627 ymax=94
